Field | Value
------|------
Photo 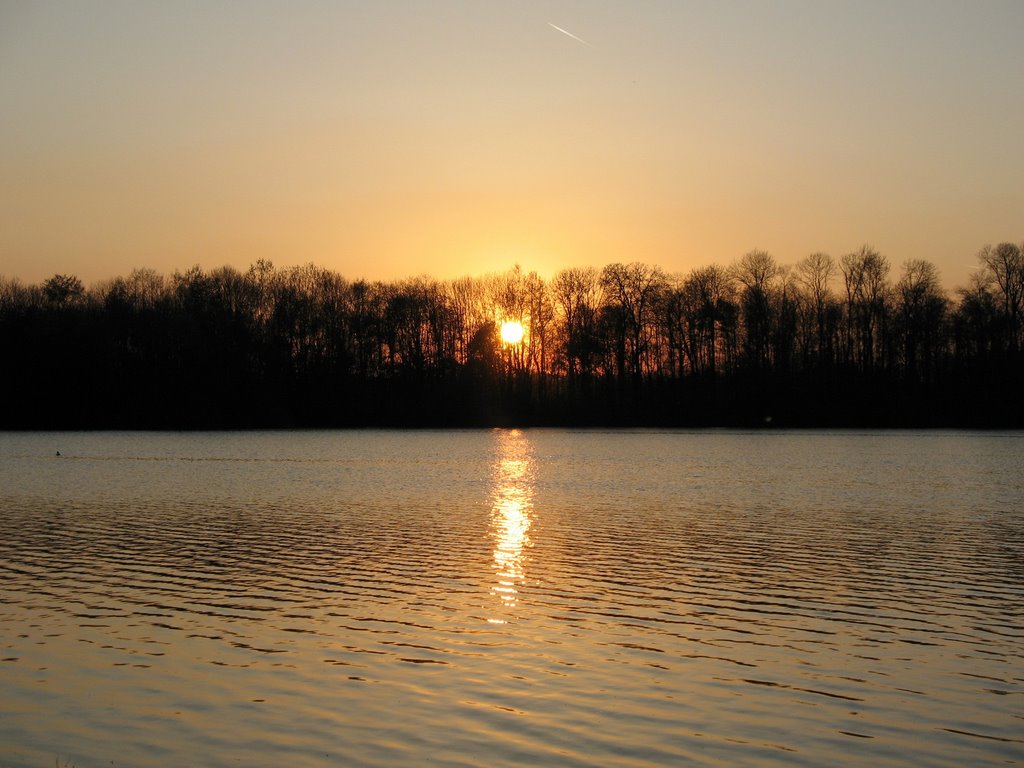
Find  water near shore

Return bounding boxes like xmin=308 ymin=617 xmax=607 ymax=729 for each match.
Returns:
xmin=1 ymin=430 xmax=1022 ymax=767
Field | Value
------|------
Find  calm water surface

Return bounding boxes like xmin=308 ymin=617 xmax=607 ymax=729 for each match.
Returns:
xmin=1 ymin=430 xmax=1022 ymax=767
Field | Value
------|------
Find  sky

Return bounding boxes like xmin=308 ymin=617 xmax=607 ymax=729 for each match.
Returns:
xmin=2 ymin=1 xmax=1023 ymax=289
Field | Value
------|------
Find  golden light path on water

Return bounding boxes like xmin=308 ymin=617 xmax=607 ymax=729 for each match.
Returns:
xmin=489 ymin=429 xmax=534 ymax=621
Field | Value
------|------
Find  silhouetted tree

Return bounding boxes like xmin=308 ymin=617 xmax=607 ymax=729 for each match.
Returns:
xmin=795 ymin=252 xmax=838 ymax=367
xmin=2 ymin=244 xmax=1021 ymax=428
xmin=895 ymin=259 xmax=948 ymax=383
xmin=600 ymin=262 xmax=667 ymax=380
xmin=976 ymin=242 xmax=1024 ymax=354
xmin=841 ymin=246 xmax=891 ymax=372
xmin=732 ymin=250 xmax=779 ymax=372
xmin=552 ymin=266 xmax=602 ymax=380
xmin=43 ymin=274 xmax=84 ymax=305
xmin=954 ymin=271 xmax=999 ymax=362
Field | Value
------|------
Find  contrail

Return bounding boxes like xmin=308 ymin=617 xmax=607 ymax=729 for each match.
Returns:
xmin=548 ymin=22 xmax=592 ymax=47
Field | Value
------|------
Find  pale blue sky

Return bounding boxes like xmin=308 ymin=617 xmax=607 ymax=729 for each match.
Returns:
xmin=2 ymin=1 xmax=1022 ymax=287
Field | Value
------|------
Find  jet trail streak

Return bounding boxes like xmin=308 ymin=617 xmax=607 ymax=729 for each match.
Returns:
xmin=548 ymin=22 xmax=592 ymax=47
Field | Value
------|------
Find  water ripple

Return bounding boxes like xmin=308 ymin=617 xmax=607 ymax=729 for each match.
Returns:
xmin=1 ymin=429 xmax=1022 ymax=767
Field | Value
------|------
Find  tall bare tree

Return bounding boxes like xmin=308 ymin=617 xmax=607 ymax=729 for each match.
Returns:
xmin=895 ymin=259 xmax=948 ymax=382
xmin=977 ymin=242 xmax=1023 ymax=353
xmin=600 ymin=262 xmax=667 ymax=379
xmin=840 ymin=246 xmax=891 ymax=371
xmin=795 ymin=252 xmax=837 ymax=366
xmin=552 ymin=266 xmax=602 ymax=379
xmin=732 ymin=250 xmax=779 ymax=371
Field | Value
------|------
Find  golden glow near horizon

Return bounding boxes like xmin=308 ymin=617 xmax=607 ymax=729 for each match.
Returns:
xmin=1 ymin=3 xmax=1023 ymax=289
xmin=500 ymin=320 xmax=525 ymax=345
xmin=489 ymin=430 xmax=534 ymax=620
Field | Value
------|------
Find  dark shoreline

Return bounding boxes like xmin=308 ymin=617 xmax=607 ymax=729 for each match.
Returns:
xmin=4 ymin=253 xmax=1022 ymax=432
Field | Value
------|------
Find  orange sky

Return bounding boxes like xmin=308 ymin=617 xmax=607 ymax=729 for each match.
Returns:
xmin=2 ymin=2 xmax=1022 ymax=289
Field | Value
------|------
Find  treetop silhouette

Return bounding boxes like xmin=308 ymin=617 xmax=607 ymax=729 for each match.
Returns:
xmin=1 ymin=243 xmax=1021 ymax=428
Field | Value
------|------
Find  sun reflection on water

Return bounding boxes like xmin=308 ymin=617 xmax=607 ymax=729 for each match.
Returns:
xmin=489 ymin=430 xmax=534 ymax=619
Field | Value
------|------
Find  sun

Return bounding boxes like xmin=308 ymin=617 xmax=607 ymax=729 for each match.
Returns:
xmin=500 ymin=320 xmax=525 ymax=345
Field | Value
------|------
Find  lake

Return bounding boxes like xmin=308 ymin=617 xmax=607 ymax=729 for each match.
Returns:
xmin=1 ymin=429 xmax=1022 ymax=767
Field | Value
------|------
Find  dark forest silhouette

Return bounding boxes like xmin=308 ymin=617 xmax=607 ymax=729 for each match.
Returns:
xmin=1 ymin=243 xmax=1022 ymax=428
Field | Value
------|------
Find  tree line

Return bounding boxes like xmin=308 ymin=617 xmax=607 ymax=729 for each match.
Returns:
xmin=1 ymin=243 xmax=1022 ymax=428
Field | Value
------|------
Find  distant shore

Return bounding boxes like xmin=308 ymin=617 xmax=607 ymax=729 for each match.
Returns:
xmin=2 ymin=250 xmax=1021 ymax=430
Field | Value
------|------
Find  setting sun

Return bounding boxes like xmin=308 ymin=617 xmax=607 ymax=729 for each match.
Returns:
xmin=500 ymin=320 xmax=524 ymax=345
